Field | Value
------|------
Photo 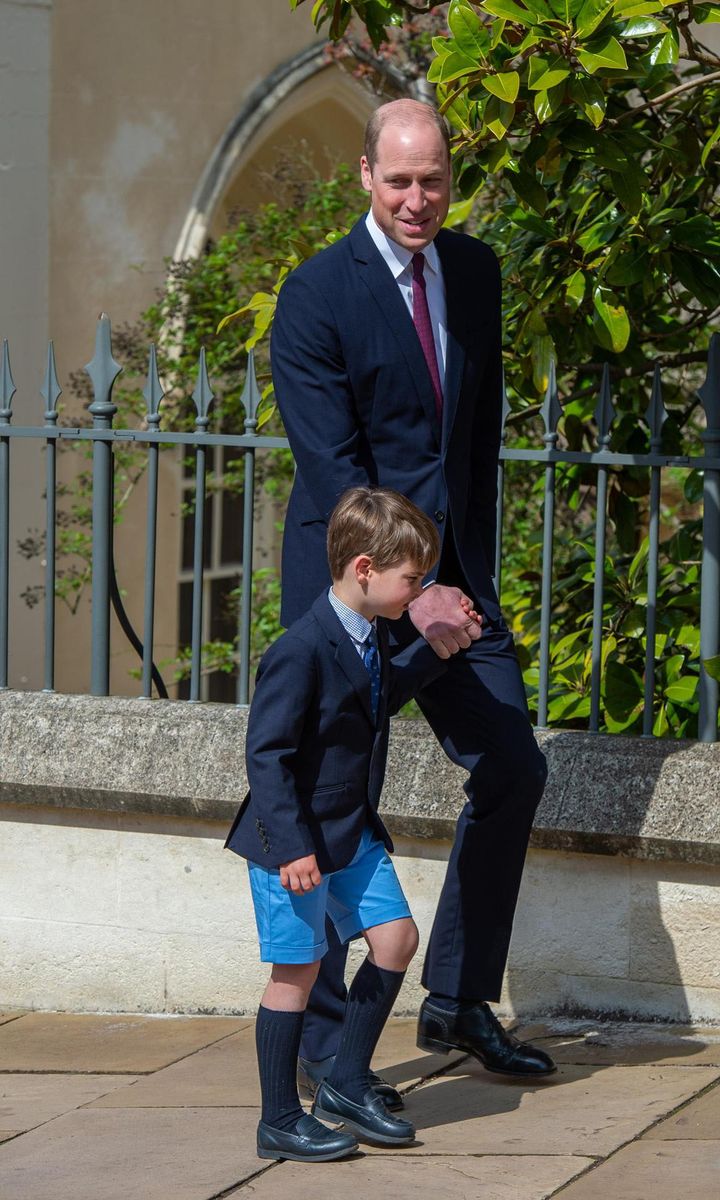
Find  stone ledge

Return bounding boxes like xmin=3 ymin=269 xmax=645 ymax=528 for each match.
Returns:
xmin=0 ymin=691 xmax=718 ymax=865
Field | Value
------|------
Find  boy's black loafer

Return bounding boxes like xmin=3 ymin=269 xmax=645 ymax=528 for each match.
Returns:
xmin=417 ymin=997 xmax=556 ymax=1077
xmin=313 ymin=1080 xmax=415 ymax=1146
xmin=256 ymin=1114 xmax=358 ymax=1162
xmin=298 ymin=1054 xmax=403 ymax=1110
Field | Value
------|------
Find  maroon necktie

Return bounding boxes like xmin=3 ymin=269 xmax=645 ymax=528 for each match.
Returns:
xmin=411 ymin=252 xmax=443 ymax=423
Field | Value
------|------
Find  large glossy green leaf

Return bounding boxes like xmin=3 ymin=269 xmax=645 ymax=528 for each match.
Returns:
xmin=618 ymin=15 xmax=668 ymax=35
xmin=614 ymin=0 xmax=664 ymax=13
xmin=482 ymin=0 xmax=536 ymax=25
xmin=664 ymin=677 xmax=698 ymax=703
xmin=484 ymin=95 xmax=516 ymax=139
xmin=510 ymin=169 xmax=549 ymax=214
xmin=531 ymin=333 xmax=555 ymax=391
xmin=575 ymin=0 xmax=615 ymax=38
xmin=695 ymin=2 xmax=720 ymax=21
xmin=534 ymin=81 xmax=566 ymax=121
xmin=482 ymin=70 xmax=521 ymax=101
xmin=528 ymin=54 xmax=572 ymax=89
xmin=703 ymin=655 xmax=720 ymax=682
xmin=428 ymin=49 xmax=480 ymax=83
xmin=646 ymin=29 xmax=678 ymax=65
xmin=610 ymin=168 xmax=644 ymax=214
xmin=565 ymin=269 xmax=587 ymax=308
xmin=701 ymin=123 xmax=720 ymax=169
xmin=568 ymin=74 xmax=606 ymax=126
xmin=670 ymin=252 xmax=720 ymax=308
xmin=448 ymin=0 xmax=491 ymax=58
xmin=593 ymin=288 xmax=631 ymax=351
xmin=577 ymin=34 xmax=628 ymax=72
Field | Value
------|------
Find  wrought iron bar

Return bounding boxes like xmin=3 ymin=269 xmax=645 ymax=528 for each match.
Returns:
xmin=189 ymin=348 xmax=214 ymax=702
xmin=237 ymin=351 xmax=261 ymax=706
xmin=589 ymin=365 xmax=616 ymax=732
xmin=41 ymin=343 xmax=61 ymax=692
xmin=85 ymin=315 xmax=121 ymax=695
xmin=537 ymin=361 xmax=562 ymax=729
xmin=642 ymin=366 xmax=667 ymax=736
xmin=141 ymin=345 xmax=163 ymax=699
xmin=494 ymin=381 xmax=511 ymax=595
xmin=0 ymin=341 xmax=15 ymax=689
xmin=698 ymin=334 xmax=720 ymax=742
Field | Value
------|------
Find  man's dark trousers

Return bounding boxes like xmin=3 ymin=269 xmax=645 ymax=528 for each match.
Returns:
xmin=301 ymin=606 xmax=548 ymax=1061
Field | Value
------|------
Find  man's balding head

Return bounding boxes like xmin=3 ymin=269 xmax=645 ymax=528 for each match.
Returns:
xmin=364 ymin=100 xmax=450 ymax=171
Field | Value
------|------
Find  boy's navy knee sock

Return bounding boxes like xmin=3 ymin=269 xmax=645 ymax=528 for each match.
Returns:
xmin=327 ymin=957 xmax=405 ymax=1104
xmin=255 ymin=1005 xmax=306 ymax=1132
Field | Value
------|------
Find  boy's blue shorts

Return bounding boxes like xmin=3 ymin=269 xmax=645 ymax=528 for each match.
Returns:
xmin=247 ymin=825 xmax=412 ymax=964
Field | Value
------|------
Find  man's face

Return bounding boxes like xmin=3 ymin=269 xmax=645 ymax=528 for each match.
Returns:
xmin=360 ymin=121 xmax=451 ymax=251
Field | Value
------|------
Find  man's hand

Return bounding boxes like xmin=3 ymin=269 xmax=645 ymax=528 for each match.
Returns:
xmin=279 ymin=853 xmax=322 ymax=895
xmin=408 ymin=585 xmax=483 ymax=659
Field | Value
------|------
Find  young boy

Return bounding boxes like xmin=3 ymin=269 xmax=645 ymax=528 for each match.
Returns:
xmin=225 ymin=486 xmax=464 ymax=1163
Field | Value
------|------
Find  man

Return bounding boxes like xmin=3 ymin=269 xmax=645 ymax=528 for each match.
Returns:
xmin=270 ymin=99 xmax=554 ymax=1098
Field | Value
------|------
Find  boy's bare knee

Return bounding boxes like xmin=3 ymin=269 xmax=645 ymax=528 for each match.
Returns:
xmin=366 ymin=917 xmax=419 ymax=972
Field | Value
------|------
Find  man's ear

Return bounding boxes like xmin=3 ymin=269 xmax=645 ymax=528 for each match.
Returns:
xmin=360 ymin=155 xmax=373 ymax=194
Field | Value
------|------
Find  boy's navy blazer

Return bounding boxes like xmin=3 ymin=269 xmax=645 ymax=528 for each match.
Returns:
xmin=225 ymin=592 xmax=446 ymax=874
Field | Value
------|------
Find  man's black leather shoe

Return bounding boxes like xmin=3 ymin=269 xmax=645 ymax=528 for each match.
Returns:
xmin=313 ymin=1080 xmax=415 ymax=1146
xmin=298 ymin=1054 xmax=403 ymax=1110
xmin=256 ymin=1114 xmax=358 ymax=1162
xmin=417 ymin=997 xmax=556 ymax=1077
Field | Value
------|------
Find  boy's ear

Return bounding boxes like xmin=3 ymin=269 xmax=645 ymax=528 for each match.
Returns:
xmin=354 ymin=554 xmax=373 ymax=583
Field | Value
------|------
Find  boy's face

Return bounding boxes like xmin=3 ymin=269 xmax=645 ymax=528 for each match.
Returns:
xmin=366 ymin=558 xmax=427 ymax=620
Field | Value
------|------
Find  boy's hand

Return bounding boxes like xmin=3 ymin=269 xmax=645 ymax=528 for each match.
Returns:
xmin=409 ymin=585 xmax=483 ymax=659
xmin=279 ymin=854 xmax=322 ymax=894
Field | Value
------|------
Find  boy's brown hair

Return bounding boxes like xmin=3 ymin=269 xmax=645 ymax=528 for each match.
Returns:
xmin=327 ymin=486 xmax=441 ymax=581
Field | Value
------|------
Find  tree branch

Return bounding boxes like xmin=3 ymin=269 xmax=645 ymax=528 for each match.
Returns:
xmin=615 ymin=69 xmax=720 ymax=122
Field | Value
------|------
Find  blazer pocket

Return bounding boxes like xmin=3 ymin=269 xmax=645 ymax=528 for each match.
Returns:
xmin=307 ymin=782 xmax=345 ymax=796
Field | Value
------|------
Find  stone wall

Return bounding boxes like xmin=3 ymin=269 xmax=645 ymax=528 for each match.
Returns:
xmin=1 ymin=693 xmax=718 ymax=1021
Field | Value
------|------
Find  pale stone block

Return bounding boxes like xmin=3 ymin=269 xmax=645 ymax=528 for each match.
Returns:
xmin=0 ymin=920 xmax=169 ymax=1014
xmin=551 ymin=973 xmax=720 ymax=1024
xmin=405 ymin=1062 xmax=720 ymax=1157
xmin=0 ymin=819 xmax=120 ymax=925
xmin=0 ymin=1107 xmax=261 ymax=1200
xmin=0 ymin=1013 xmax=248 ymax=1073
xmin=89 ymin=1025 xmax=259 ymax=1108
xmin=0 ymin=1074 xmax=136 ymax=1131
xmin=162 ymin=931 xmax=265 ymax=1014
xmin=509 ymin=849 xmax=630 ymax=977
xmin=240 ymin=1154 xmax=596 ymax=1200
xmin=558 ymin=1140 xmax=720 ymax=1200
xmin=630 ymin=862 xmax=720 ymax=988
xmin=644 ymin=1085 xmax=720 ymax=1140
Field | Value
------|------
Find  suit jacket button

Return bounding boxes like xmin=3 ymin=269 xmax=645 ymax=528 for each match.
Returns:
xmin=435 ymin=510 xmax=445 ymax=522
xmin=263 ymin=844 xmax=270 ymax=853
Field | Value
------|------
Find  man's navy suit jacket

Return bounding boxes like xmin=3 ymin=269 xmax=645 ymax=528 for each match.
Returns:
xmin=271 ymin=216 xmax=504 ymax=629
xmin=225 ymin=592 xmax=446 ymax=875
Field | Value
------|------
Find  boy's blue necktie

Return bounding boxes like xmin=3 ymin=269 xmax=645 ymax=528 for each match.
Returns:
xmin=361 ymin=630 xmax=381 ymax=720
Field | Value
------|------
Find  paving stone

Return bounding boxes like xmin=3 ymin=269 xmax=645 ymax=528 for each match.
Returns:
xmin=644 ymin=1082 xmax=720 ymax=1140
xmin=0 ymin=1132 xmax=19 ymax=1143
xmin=0 ymin=1015 xmax=25 ymax=1028
xmin=0 ymin=1074 xmax=137 ymax=1130
xmin=227 ymin=1153 xmax=595 ymax=1199
xmin=0 ymin=1107 xmax=261 ymax=1200
xmin=557 ymin=1140 xmax=720 ymax=1199
xmin=90 ymin=1026 xmax=259 ymax=1108
xmin=371 ymin=1018 xmax=465 ymax=1091
xmin=395 ymin=1062 xmax=720 ymax=1157
xmin=0 ymin=1013 xmax=250 ymax=1073
xmin=515 ymin=1021 xmax=720 ymax=1067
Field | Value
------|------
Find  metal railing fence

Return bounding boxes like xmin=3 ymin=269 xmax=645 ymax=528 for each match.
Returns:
xmin=0 ymin=315 xmax=718 ymax=741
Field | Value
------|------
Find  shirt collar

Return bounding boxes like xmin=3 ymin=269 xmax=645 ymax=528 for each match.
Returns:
xmin=328 ymin=587 xmax=375 ymax=643
xmin=365 ymin=210 xmax=440 ymax=281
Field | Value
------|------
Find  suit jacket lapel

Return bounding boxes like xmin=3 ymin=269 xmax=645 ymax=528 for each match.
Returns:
xmin=311 ymin=592 xmax=377 ymax=727
xmin=436 ymin=230 xmax=467 ymax=452
xmin=349 ymin=220 xmax=442 ymax=446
